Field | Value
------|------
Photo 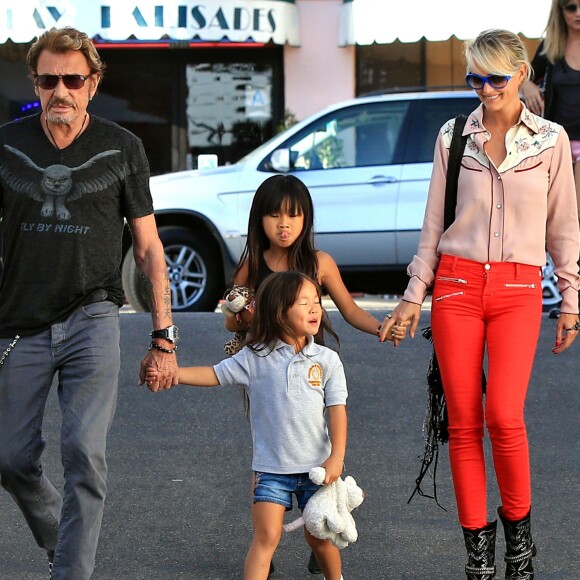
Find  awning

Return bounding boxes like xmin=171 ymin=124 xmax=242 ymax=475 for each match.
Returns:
xmin=0 ymin=0 xmax=300 ymax=46
xmin=340 ymin=0 xmax=550 ymax=45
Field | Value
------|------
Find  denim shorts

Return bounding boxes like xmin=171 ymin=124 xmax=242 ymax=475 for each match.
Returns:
xmin=253 ymin=472 xmax=321 ymax=510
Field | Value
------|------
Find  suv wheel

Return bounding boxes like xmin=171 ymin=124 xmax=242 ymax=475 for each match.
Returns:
xmin=122 ymin=226 xmax=222 ymax=312
xmin=541 ymin=253 xmax=562 ymax=311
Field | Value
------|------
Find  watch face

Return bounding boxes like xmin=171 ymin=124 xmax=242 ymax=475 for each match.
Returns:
xmin=152 ymin=325 xmax=179 ymax=343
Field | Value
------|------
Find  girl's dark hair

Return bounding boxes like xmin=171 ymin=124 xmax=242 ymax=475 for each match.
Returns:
xmin=247 ymin=271 xmax=338 ymax=354
xmin=234 ymin=174 xmax=318 ymax=291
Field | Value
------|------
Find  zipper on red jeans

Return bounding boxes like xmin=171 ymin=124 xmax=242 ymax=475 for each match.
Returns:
xmin=435 ymin=291 xmax=465 ymax=302
xmin=437 ymin=276 xmax=468 ymax=284
xmin=505 ymin=283 xmax=537 ymax=288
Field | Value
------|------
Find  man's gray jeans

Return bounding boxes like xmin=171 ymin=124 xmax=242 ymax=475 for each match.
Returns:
xmin=0 ymin=300 xmax=120 ymax=579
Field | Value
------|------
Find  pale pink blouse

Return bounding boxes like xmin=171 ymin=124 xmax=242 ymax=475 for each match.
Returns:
xmin=404 ymin=103 xmax=580 ymax=314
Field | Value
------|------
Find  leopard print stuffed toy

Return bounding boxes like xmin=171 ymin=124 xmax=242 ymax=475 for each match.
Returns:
xmin=220 ymin=285 xmax=253 ymax=355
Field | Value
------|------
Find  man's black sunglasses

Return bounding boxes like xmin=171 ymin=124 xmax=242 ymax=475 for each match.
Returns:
xmin=35 ymin=74 xmax=89 ymax=90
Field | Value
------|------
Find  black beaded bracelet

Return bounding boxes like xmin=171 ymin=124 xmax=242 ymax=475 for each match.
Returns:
xmin=148 ymin=341 xmax=178 ymax=354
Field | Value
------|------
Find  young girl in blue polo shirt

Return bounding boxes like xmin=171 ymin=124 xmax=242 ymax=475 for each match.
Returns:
xmin=219 ymin=173 xmax=408 ymax=575
xmin=145 ymin=271 xmax=363 ymax=580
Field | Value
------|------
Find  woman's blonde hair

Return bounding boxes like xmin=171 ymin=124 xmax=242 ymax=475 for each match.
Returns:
xmin=542 ymin=0 xmax=571 ymax=63
xmin=464 ymin=29 xmax=531 ymax=83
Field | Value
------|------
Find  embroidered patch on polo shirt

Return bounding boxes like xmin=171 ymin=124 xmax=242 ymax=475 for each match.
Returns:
xmin=307 ymin=363 xmax=323 ymax=387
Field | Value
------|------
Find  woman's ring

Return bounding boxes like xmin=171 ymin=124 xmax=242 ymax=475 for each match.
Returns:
xmin=565 ymin=321 xmax=580 ymax=332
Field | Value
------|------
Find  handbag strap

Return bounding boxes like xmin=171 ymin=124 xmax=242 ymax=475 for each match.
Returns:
xmin=443 ymin=114 xmax=468 ymax=232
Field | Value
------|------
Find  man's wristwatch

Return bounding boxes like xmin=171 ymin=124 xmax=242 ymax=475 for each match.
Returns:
xmin=150 ymin=324 xmax=179 ymax=344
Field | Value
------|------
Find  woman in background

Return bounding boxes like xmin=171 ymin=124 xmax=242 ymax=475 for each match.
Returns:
xmin=521 ymin=0 xmax=580 ymax=316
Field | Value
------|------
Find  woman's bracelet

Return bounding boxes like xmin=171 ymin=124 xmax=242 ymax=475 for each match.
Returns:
xmin=331 ymin=453 xmax=345 ymax=469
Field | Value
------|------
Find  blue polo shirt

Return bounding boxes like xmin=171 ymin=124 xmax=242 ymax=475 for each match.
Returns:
xmin=214 ymin=337 xmax=348 ymax=474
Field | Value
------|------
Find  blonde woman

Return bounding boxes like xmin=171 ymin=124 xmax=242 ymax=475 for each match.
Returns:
xmin=382 ymin=30 xmax=580 ymax=579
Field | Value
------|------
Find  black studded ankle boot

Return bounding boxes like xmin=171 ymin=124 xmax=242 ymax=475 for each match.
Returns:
xmin=462 ymin=520 xmax=497 ymax=579
xmin=498 ymin=507 xmax=536 ymax=579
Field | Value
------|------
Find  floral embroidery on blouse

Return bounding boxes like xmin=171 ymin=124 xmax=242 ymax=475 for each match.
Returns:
xmin=515 ymin=138 xmax=530 ymax=153
xmin=468 ymin=140 xmax=479 ymax=153
xmin=538 ymin=124 xmax=557 ymax=139
xmin=514 ymin=124 xmax=557 ymax=153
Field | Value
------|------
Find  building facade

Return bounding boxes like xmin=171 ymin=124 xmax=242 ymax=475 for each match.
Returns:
xmin=0 ymin=0 xmax=544 ymax=175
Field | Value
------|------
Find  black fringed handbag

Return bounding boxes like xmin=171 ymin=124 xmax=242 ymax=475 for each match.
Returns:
xmin=407 ymin=114 xmax=487 ymax=509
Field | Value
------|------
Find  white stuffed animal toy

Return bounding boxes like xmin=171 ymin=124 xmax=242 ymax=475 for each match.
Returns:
xmin=283 ymin=467 xmax=364 ymax=549
xmin=220 ymin=285 xmax=251 ymax=316
xmin=220 ymin=285 xmax=253 ymax=355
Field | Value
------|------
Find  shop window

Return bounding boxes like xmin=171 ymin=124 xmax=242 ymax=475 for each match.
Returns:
xmin=357 ymin=38 xmax=539 ymax=96
xmin=185 ymin=62 xmax=274 ymax=168
xmin=356 ymin=41 xmax=425 ymax=95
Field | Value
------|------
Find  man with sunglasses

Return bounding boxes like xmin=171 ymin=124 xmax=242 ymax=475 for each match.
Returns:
xmin=0 ymin=27 xmax=178 ymax=579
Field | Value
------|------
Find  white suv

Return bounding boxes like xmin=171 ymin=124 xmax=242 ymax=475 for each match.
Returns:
xmin=121 ymin=90 xmax=561 ymax=312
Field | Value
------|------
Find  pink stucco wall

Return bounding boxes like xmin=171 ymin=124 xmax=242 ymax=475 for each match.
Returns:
xmin=284 ymin=0 xmax=355 ymax=123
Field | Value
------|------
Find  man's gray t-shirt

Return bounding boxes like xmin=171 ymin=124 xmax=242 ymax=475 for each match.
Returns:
xmin=214 ymin=338 xmax=348 ymax=474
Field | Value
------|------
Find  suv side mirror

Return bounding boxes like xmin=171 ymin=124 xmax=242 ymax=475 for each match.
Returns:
xmin=270 ymin=149 xmax=290 ymax=172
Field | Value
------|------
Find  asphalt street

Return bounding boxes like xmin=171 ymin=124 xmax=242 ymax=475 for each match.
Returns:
xmin=0 ymin=305 xmax=578 ymax=579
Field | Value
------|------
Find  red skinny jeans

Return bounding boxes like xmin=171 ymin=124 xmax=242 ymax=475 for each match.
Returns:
xmin=431 ymin=255 xmax=542 ymax=529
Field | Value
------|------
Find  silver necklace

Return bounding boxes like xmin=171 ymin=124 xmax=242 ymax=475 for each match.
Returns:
xmin=45 ymin=113 xmax=88 ymax=149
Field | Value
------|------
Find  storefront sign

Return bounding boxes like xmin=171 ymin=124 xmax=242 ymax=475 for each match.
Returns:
xmin=0 ymin=0 xmax=300 ymax=45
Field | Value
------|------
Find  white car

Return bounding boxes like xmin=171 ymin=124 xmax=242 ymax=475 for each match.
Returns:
xmin=121 ymin=90 xmax=560 ymax=312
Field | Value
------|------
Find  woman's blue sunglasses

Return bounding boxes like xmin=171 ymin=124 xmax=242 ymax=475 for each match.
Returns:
xmin=465 ymin=73 xmax=512 ymax=90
